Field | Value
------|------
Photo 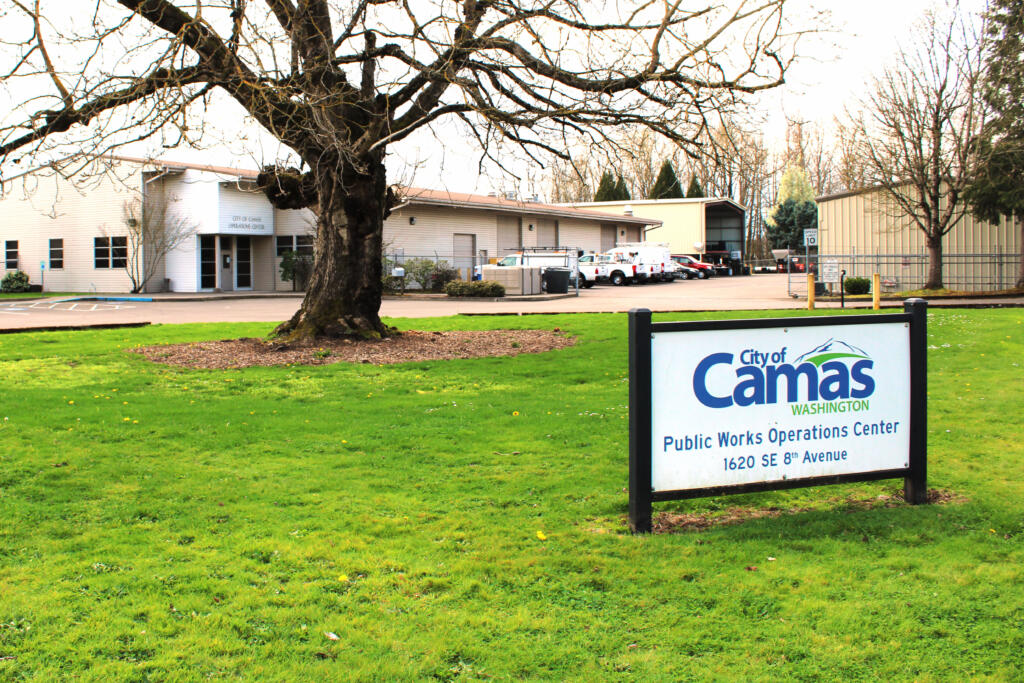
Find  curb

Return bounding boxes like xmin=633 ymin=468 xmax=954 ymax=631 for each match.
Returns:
xmin=0 ymin=322 xmax=152 ymax=335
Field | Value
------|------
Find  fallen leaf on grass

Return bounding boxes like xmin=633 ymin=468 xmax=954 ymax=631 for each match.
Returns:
xmin=745 ymin=566 xmax=758 ymax=572
xmin=324 ymin=632 xmax=340 ymax=641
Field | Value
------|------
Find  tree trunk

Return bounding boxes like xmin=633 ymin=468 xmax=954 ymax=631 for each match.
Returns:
xmin=273 ymin=155 xmax=394 ymax=341
xmin=925 ymin=234 xmax=944 ymax=290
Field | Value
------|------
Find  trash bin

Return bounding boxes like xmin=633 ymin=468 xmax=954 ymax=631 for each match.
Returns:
xmin=814 ymin=281 xmax=827 ymax=296
xmin=542 ymin=267 xmax=571 ymax=294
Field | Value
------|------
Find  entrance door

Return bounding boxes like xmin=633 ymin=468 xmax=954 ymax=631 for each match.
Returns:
xmin=200 ymin=236 xmax=217 ymax=290
xmin=219 ymin=235 xmax=233 ymax=291
xmin=453 ymin=233 xmax=476 ymax=280
xmin=235 ymin=236 xmax=253 ymax=289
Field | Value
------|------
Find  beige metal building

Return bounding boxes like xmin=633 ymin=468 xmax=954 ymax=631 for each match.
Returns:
xmin=817 ymin=187 xmax=1021 ymax=290
xmin=0 ymin=157 xmax=656 ymax=293
xmin=565 ymin=198 xmax=747 ymax=268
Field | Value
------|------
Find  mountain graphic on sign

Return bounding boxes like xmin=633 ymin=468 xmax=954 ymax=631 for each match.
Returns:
xmin=794 ymin=338 xmax=870 ymax=367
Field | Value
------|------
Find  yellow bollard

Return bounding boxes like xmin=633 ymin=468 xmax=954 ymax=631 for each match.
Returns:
xmin=807 ymin=271 xmax=815 ymax=310
xmin=872 ymin=273 xmax=881 ymax=310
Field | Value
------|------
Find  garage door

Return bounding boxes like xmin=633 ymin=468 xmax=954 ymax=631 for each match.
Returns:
xmin=497 ymin=216 xmax=521 ymax=256
xmin=601 ymin=224 xmax=617 ymax=252
xmin=536 ymin=219 xmax=558 ymax=247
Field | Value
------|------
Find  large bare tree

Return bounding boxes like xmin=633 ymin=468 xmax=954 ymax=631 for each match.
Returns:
xmin=846 ymin=6 xmax=985 ymax=290
xmin=1 ymin=0 xmax=797 ymax=340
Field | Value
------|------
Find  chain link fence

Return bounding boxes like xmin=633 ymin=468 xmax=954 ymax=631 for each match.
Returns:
xmin=383 ymin=251 xmax=488 ymax=291
xmin=786 ymin=251 xmax=1022 ymax=297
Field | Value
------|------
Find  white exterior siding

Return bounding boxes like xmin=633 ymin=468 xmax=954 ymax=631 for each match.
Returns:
xmin=164 ymin=235 xmax=200 ymax=293
xmin=385 ymin=205 xmax=498 ymax=259
xmin=0 ymin=165 xmax=139 ymax=292
xmin=275 ymin=208 xmax=316 ymax=237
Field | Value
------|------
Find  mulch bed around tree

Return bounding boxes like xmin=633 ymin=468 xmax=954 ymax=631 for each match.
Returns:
xmin=130 ymin=329 xmax=576 ymax=369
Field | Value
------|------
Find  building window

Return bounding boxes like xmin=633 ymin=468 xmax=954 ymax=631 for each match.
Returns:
xmin=49 ymin=239 xmax=63 ymax=269
xmin=95 ymin=236 xmax=127 ymax=269
xmin=4 ymin=240 xmax=17 ymax=269
xmin=111 ymin=236 xmax=127 ymax=268
xmin=276 ymin=235 xmax=315 ymax=256
xmin=200 ymin=235 xmax=217 ymax=289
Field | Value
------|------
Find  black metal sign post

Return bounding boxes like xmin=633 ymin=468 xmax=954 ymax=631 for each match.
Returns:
xmin=627 ymin=300 xmax=929 ymax=534
xmin=904 ymin=298 xmax=928 ymax=504
xmin=628 ymin=308 xmax=654 ymax=534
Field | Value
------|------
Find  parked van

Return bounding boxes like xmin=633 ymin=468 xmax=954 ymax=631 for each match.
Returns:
xmin=605 ymin=243 xmax=672 ymax=283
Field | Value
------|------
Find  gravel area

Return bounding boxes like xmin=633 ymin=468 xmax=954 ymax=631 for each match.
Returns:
xmin=131 ymin=329 xmax=576 ymax=369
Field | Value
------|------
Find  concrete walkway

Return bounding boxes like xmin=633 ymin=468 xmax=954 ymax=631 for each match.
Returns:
xmin=1 ymin=274 xmax=1021 ymax=332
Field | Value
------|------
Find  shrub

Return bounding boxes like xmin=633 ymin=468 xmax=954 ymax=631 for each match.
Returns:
xmin=402 ymin=258 xmax=439 ymax=290
xmin=279 ymin=251 xmax=313 ymax=291
xmin=1 ymin=270 xmax=31 ymax=293
xmin=844 ymin=276 xmax=871 ymax=295
xmin=430 ymin=265 xmax=460 ymax=291
xmin=445 ymin=280 xmax=506 ymax=297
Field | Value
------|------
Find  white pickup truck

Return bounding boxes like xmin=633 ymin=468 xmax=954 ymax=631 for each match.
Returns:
xmin=576 ymin=253 xmax=610 ymax=288
xmin=599 ymin=253 xmax=639 ymax=286
xmin=475 ymin=250 xmax=578 ymax=277
xmin=605 ymin=244 xmax=670 ymax=283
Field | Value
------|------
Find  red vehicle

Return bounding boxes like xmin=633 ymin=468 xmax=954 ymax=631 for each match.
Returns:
xmin=671 ymin=254 xmax=714 ymax=279
xmin=776 ymin=256 xmax=806 ymax=272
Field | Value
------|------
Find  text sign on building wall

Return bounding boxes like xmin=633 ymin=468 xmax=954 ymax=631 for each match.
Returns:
xmin=218 ymin=185 xmax=274 ymax=235
xmin=628 ymin=304 xmax=928 ymax=533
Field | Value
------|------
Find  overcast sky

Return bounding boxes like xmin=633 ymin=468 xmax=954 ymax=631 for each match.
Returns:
xmin=96 ymin=0 xmax=990 ymax=198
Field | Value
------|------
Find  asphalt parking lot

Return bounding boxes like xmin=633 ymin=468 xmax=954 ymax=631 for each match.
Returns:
xmin=0 ymin=274 xmax=1017 ymax=332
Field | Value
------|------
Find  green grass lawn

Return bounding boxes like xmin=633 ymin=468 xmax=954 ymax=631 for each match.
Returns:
xmin=0 ymin=309 xmax=1021 ymax=681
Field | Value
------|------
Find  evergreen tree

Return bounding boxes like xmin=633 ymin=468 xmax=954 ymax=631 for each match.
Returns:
xmin=614 ymin=175 xmax=632 ymax=200
xmin=766 ymin=165 xmax=816 ymax=230
xmin=966 ymin=0 xmax=1024 ymax=287
xmin=648 ymin=160 xmax=684 ymax=199
xmin=768 ymin=199 xmax=817 ymax=251
xmin=776 ymin=165 xmax=816 ymax=204
xmin=593 ymin=171 xmax=618 ymax=201
xmin=685 ymin=175 xmax=705 ymax=198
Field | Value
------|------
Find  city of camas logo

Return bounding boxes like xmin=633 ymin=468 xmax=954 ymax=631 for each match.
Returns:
xmin=692 ymin=338 xmax=875 ymax=409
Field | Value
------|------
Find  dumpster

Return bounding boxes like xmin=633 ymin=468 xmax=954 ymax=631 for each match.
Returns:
xmin=542 ymin=267 xmax=571 ymax=294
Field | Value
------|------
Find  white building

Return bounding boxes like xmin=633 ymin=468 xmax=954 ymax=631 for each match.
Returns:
xmin=0 ymin=157 xmax=657 ymax=293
